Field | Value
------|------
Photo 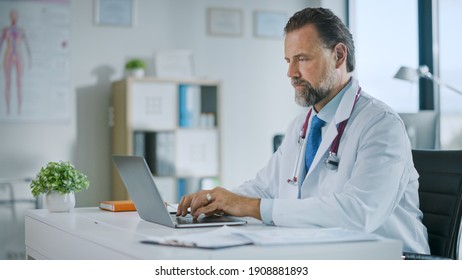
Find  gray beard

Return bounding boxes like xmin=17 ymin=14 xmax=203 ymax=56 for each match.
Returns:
xmin=292 ymin=78 xmax=331 ymax=107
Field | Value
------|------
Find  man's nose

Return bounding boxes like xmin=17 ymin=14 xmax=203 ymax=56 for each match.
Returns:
xmin=287 ymin=61 xmax=300 ymax=78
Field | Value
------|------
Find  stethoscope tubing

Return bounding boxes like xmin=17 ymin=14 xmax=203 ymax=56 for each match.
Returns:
xmin=287 ymin=88 xmax=361 ymax=185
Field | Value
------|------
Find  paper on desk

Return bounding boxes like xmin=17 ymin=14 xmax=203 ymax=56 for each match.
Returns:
xmin=142 ymin=226 xmax=380 ymax=249
xmin=232 ymin=227 xmax=380 ymax=245
xmin=142 ymin=226 xmax=252 ymax=249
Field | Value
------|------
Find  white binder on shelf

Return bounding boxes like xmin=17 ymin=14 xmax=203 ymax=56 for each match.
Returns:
xmin=175 ymin=129 xmax=219 ymax=177
xmin=155 ymin=132 xmax=175 ymax=176
xmin=130 ymin=82 xmax=177 ymax=130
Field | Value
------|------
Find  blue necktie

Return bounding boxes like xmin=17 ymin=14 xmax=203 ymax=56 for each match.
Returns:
xmin=305 ymin=115 xmax=325 ymax=173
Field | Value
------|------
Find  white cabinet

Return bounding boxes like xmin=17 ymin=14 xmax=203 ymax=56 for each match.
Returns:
xmin=111 ymin=77 xmax=221 ymax=202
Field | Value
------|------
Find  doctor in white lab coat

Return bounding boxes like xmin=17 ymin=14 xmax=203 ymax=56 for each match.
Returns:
xmin=177 ymin=7 xmax=430 ymax=254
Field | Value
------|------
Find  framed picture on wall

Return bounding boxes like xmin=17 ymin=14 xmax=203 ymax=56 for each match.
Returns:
xmin=94 ymin=0 xmax=135 ymax=27
xmin=254 ymin=10 xmax=287 ymax=39
xmin=207 ymin=7 xmax=243 ymax=37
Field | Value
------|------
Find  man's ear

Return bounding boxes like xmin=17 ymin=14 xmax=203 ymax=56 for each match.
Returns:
xmin=334 ymin=43 xmax=347 ymax=68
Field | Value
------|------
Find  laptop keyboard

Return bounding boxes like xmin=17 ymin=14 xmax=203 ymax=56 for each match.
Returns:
xmin=173 ymin=215 xmax=235 ymax=224
xmin=175 ymin=216 xmax=196 ymax=224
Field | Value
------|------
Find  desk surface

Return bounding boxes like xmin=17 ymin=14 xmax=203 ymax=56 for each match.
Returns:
xmin=25 ymin=207 xmax=402 ymax=260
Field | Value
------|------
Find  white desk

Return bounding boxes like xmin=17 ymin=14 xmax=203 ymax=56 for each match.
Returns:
xmin=25 ymin=207 xmax=402 ymax=260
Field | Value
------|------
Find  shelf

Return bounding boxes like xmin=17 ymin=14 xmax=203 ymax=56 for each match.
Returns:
xmin=111 ymin=78 xmax=221 ymax=202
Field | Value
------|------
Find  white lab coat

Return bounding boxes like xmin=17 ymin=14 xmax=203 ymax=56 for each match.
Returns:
xmin=234 ymin=78 xmax=430 ymax=254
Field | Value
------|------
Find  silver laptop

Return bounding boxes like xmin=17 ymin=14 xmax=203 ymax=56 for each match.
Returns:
xmin=112 ymin=155 xmax=247 ymax=228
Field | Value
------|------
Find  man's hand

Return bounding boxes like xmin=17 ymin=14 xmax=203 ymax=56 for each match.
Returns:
xmin=176 ymin=187 xmax=261 ymax=220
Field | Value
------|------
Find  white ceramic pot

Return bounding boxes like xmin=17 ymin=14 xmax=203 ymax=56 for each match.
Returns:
xmin=126 ymin=68 xmax=145 ymax=78
xmin=45 ymin=191 xmax=75 ymax=212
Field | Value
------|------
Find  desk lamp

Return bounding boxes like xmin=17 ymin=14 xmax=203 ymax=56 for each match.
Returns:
xmin=394 ymin=65 xmax=462 ymax=95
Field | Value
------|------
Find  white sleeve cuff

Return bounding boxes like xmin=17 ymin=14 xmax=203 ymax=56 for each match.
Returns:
xmin=260 ymin=198 xmax=275 ymax=225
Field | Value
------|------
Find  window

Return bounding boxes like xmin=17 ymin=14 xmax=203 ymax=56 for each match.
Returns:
xmin=439 ymin=0 xmax=462 ymax=149
xmin=350 ymin=0 xmax=419 ymax=113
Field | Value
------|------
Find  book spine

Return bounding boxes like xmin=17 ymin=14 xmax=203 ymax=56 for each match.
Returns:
xmin=178 ymin=85 xmax=190 ymax=127
xmin=145 ymin=132 xmax=157 ymax=174
xmin=133 ymin=131 xmax=146 ymax=158
xmin=177 ymin=178 xmax=186 ymax=202
xmin=156 ymin=132 xmax=175 ymax=176
xmin=191 ymin=85 xmax=202 ymax=127
xmin=179 ymin=84 xmax=201 ymax=128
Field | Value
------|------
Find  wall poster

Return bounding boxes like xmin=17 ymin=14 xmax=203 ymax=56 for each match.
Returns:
xmin=0 ymin=0 xmax=71 ymax=122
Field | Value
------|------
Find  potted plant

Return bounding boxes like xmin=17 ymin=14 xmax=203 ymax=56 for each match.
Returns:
xmin=125 ymin=59 xmax=147 ymax=78
xmin=30 ymin=161 xmax=89 ymax=212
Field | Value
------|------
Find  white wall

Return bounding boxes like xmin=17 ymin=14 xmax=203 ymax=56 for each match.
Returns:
xmin=1 ymin=0 xmax=337 ymax=207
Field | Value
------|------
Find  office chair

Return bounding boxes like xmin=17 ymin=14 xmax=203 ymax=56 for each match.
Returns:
xmin=403 ymin=150 xmax=462 ymax=260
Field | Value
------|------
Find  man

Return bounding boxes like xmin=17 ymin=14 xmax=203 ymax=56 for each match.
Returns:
xmin=177 ymin=7 xmax=430 ymax=254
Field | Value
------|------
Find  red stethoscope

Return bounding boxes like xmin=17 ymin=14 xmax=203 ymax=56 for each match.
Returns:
xmin=287 ymin=88 xmax=361 ymax=185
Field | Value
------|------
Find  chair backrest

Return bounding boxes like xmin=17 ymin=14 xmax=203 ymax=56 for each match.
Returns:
xmin=412 ymin=149 xmax=462 ymax=259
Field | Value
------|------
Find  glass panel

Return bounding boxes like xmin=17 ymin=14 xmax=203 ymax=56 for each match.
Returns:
xmin=351 ymin=0 xmax=419 ymax=113
xmin=439 ymin=0 xmax=462 ymax=149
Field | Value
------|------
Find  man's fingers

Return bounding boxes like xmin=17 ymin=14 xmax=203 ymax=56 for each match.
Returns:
xmin=176 ymin=196 xmax=184 ymax=216
xmin=178 ymin=195 xmax=192 ymax=216
xmin=188 ymin=191 xmax=206 ymax=213
xmin=192 ymin=203 xmax=221 ymax=218
xmin=177 ymin=188 xmax=224 ymax=217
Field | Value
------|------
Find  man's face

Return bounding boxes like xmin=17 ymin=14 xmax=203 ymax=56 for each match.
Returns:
xmin=284 ymin=24 xmax=338 ymax=108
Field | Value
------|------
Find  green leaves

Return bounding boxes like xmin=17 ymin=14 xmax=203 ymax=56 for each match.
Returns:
xmin=29 ymin=161 xmax=89 ymax=197
xmin=125 ymin=59 xmax=147 ymax=70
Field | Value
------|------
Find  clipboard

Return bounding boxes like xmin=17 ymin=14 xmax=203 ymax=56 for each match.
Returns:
xmin=142 ymin=226 xmax=251 ymax=249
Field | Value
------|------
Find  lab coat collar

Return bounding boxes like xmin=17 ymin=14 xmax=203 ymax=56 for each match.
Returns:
xmin=333 ymin=78 xmax=360 ymax=124
xmin=316 ymin=79 xmax=352 ymax=124
xmin=303 ymin=77 xmax=361 ymax=178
